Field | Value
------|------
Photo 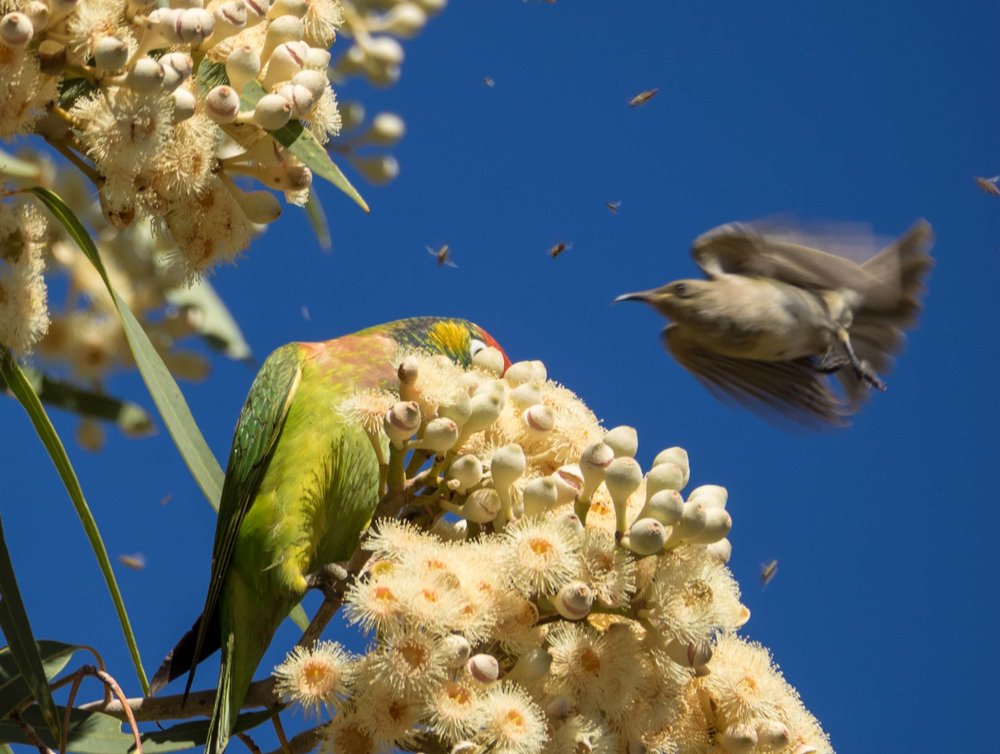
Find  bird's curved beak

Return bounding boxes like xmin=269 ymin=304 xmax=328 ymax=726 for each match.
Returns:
xmin=614 ymin=290 xmax=653 ymax=304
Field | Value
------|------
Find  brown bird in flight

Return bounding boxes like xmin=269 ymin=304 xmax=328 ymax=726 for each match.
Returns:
xmin=616 ymin=220 xmax=934 ymax=426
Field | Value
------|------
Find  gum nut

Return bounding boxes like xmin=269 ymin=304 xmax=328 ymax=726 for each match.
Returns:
xmin=472 ymin=346 xmax=505 ymax=376
xmin=396 ymin=355 xmax=418 ymax=384
xmin=171 ymin=87 xmax=197 ymax=122
xmin=491 ymin=444 xmax=526 ymax=489
xmin=706 ymin=537 xmax=732 ymax=565
xmin=275 ymin=82 xmax=315 ymax=117
xmin=509 ymin=382 xmax=541 ymax=409
xmin=234 ymin=189 xmax=281 ymax=224
xmin=719 ymin=724 xmax=757 ymax=754
xmin=253 ymin=93 xmax=292 ymax=130
xmin=522 ymin=404 xmax=554 ymax=433
xmin=127 ymin=57 xmax=165 ymax=93
xmin=625 ymin=518 xmax=666 ymax=556
xmin=462 ymin=488 xmax=500 ymax=523
xmin=553 ymin=581 xmax=594 ymax=620
xmin=226 ymin=45 xmax=261 ymax=92
xmin=466 ymin=653 xmax=499 ymax=683
xmin=440 ymin=634 xmax=471 ymax=668
xmin=465 ymin=391 xmax=503 ymax=433
xmin=205 ymin=85 xmax=240 ymax=122
xmin=421 ymin=417 xmax=459 ymax=454
xmin=439 ymin=393 xmax=471 ymax=426
xmin=304 ymin=46 xmax=330 ymax=68
xmin=604 ymin=425 xmax=638 ymax=458
xmin=384 ymin=400 xmax=421 ymax=444
xmin=366 ymin=35 xmax=404 ymax=65
xmin=281 ymin=160 xmax=312 ymax=191
xmin=652 ymin=446 xmax=690 ymax=487
xmin=605 ymin=457 xmax=643 ymax=505
xmin=670 ymin=502 xmax=708 ymax=542
xmin=645 ymin=463 xmax=685 ymax=497
xmin=0 ymin=12 xmax=32 ymax=47
xmin=580 ymin=442 xmax=614 ymax=481
xmin=552 ymin=465 xmax=583 ymax=503
xmin=639 ymin=489 xmax=683 ymax=525
xmin=177 ymin=7 xmax=215 ymax=43
xmin=447 ymin=455 xmax=483 ymax=491
xmin=664 ymin=637 xmax=712 ymax=668
xmin=687 ymin=484 xmax=728 ymax=510
xmin=521 ymin=477 xmax=558 ymax=517
xmin=686 ymin=507 xmax=731 ymax=545
xmin=291 ymin=68 xmax=328 ymax=98
xmin=93 ymin=36 xmax=128 ymax=70
xmin=756 ymin=720 xmax=790 ymax=748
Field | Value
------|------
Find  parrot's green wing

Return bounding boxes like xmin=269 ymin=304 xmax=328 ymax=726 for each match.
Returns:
xmin=183 ymin=344 xmax=302 ymax=699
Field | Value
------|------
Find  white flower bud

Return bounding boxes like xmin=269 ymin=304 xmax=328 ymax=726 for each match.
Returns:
xmin=719 ymin=723 xmax=757 ymax=754
xmin=605 ymin=456 xmax=643 ymax=534
xmin=24 ymin=3 xmax=48 ymax=32
xmin=0 ymin=12 xmax=33 ymax=48
xmin=685 ymin=507 xmax=731 ymax=544
xmin=171 ymin=87 xmax=197 ymax=122
xmin=366 ymin=35 xmax=404 ymax=66
xmin=623 ymin=517 xmax=667 ymax=556
xmin=508 ymin=647 xmax=551 ymax=684
xmin=521 ymin=477 xmax=558 ymax=518
xmin=275 ymin=82 xmax=315 ymax=118
xmin=645 ymin=463 xmax=685 ymax=498
xmin=291 ymin=68 xmax=328 ymax=98
xmin=466 ymin=653 xmax=499 ymax=683
xmin=304 ymin=46 xmax=330 ymax=68
xmin=553 ymin=581 xmax=593 ymax=620
xmin=687 ymin=484 xmax=727 ymax=510
xmin=429 ymin=517 xmax=467 ymax=542
xmin=160 ymin=52 xmax=194 ymax=91
xmin=416 ymin=417 xmax=459 ymax=455
xmin=439 ymin=634 xmax=471 ymax=669
xmin=353 ymin=154 xmax=399 ymax=185
xmin=367 ymin=112 xmax=406 ymax=146
xmin=663 ymin=637 xmax=712 ymax=668
xmin=757 ymin=720 xmax=790 ymax=748
xmin=379 ymin=2 xmax=426 ymax=38
xmin=554 ymin=510 xmax=585 ymax=533
xmin=93 ymin=36 xmax=128 ymax=71
xmin=177 ymin=7 xmax=214 ymax=44
xmin=231 ymin=188 xmax=282 ymax=224
xmin=463 ymin=391 xmax=502 ymax=435
xmin=266 ymin=0 xmax=307 ymax=19
xmin=637 ymin=489 xmax=683 ymax=526
xmin=226 ymin=45 xmax=261 ymax=93
xmin=205 ymin=85 xmax=241 ymax=122
xmin=215 ymin=0 xmax=247 ymax=28
xmin=552 ymin=465 xmax=583 ymax=504
xmin=491 ymin=444 xmax=525 ymax=489
xmin=793 ymin=746 xmax=819 ymax=754
xmin=522 ymin=404 xmax=554 ymax=433
xmin=459 ymin=370 xmax=484 ymax=394
xmin=396 ymin=355 xmax=419 ymax=386
xmin=604 ymin=425 xmax=638 ymax=458
xmin=579 ymin=442 xmax=614 ymax=497
xmin=545 ymin=695 xmax=573 ymax=721
xmin=472 ymin=346 xmax=505 ymax=376
xmin=652 ymin=447 xmax=689 ymax=488
xmin=447 ymin=454 xmax=483 ymax=492
xmin=127 ymin=57 xmax=165 ymax=93
xmin=243 ymin=0 xmax=270 ymax=23
xmin=262 ymin=40 xmax=307 ymax=88
xmin=666 ymin=502 xmax=708 ymax=544
xmin=508 ymin=383 xmax=541 ymax=409
xmin=706 ymin=537 xmax=732 ymax=564
xmin=384 ymin=401 xmax=421 ymax=446
xmin=503 ymin=360 xmax=537 ymax=387
xmin=260 ymin=14 xmax=302 ymax=62
xmin=144 ymin=7 xmax=182 ymax=46
xmin=462 ymin=488 xmax=500 ymax=523
xmin=253 ymin=93 xmax=292 ymax=130
xmin=437 ymin=393 xmax=470 ymax=427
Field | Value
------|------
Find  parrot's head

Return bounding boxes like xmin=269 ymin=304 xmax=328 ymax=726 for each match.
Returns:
xmin=376 ymin=317 xmax=511 ymax=372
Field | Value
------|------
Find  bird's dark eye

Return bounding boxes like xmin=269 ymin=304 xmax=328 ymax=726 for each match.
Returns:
xmin=469 ymin=338 xmax=487 ymax=358
xmin=673 ymin=283 xmax=690 ymax=296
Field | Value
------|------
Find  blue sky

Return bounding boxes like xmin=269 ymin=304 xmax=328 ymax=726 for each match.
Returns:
xmin=3 ymin=0 xmax=1000 ymax=751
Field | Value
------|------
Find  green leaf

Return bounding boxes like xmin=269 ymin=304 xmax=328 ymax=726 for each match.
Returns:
xmin=1 ymin=366 xmax=155 ymax=436
xmin=165 ymin=279 xmax=253 ymax=363
xmin=30 ymin=187 xmax=225 ymax=511
xmin=194 ymin=59 xmax=228 ymax=96
xmin=0 ymin=515 xmax=61 ymax=740
xmin=240 ymin=81 xmax=370 ymax=212
xmin=304 ymin=190 xmax=332 ymax=251
xmin=288 ymin=604 xmax=309 ymax=632
xmin=0 ymin=351 xmax=149 ymax=695
xmin=0 ymin=149 xmax=41 ymax=180
xmin=58 ymin=77 xmax=97 ymax=110
xmin=0 ymin=707 xmax=274 ymax=753
xmin=0 ymin=640 xmax=80 ymax=719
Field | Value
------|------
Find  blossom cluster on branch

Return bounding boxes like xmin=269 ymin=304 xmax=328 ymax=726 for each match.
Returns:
xmin=271 ymin=348 xmax=833 ymax=754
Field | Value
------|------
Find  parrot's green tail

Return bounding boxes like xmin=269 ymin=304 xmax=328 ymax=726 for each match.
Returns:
xmin=204 ymin=633 xmax=236 ymax=754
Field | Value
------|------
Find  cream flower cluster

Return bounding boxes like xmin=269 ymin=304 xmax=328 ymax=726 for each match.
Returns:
xmin=272 ymin=348 xmax=834 ymax=754
xmin=0 ymin=0 xmax=439 ymax=276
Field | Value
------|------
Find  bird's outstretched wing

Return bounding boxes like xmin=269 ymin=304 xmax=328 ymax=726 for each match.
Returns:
xmin=158 ymin=344 xmax=302 ymax=698
xmin=663 ymin=325 xmax=849 ymax=427
xmin=692 ymin=221 xmax=893 ymax=300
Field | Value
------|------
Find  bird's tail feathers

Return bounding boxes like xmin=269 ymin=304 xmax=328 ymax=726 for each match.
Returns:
xmin=204 ymin=633 xmax=235 ymax=754
xmin=861 ymin=219 xmax=933 ymax=320
xmin=150 ymin=610 xmax=221 ymax=696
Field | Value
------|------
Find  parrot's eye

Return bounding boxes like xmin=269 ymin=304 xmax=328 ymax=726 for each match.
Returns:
xmin=469 ymin=338 xmax=487 ymax=358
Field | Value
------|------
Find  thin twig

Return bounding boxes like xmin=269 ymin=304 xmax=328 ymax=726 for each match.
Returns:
xmin=79 ymin=677 xmax=278 ymax=723
xmin=272 ymin=713 xmax=292 ymax=754
xmin=65 ymin=666 xmax=143 ymax=754
xmin=263 ymin=724 xmax=324 ymax=754
xmin=235 ymin=731 xmax=263 ymax=754
xmin=11 ymin=711 xmax=55 ymax=754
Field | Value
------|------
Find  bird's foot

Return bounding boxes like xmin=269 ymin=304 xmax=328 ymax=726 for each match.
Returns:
xmin=306 ymin=562 xmax=349 ymax=596
xmin=815 ymin=352 xmax=851 ymax=374
xmin=855 ymin=360 xmax=887 ymax=392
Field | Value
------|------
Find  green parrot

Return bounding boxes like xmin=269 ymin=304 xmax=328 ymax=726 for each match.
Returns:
xmin=150 ymin=317 xmax=508 ymax=754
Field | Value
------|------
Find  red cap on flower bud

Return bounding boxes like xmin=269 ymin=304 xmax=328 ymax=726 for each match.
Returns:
xmin=205 ymin=85 xmax=241 ymax=122
xmin=0 ymin=12 xmax=34 ymax=48
xmin=553 ymin=581 xmax=594 ymax=620
xmin=384 ymin=401 xmax=421 ymax=446
xmin=466 ymin=653 xmax=500 ymax=683
xmin=127 ymin=57 xmax=165 ymax=93
xmin=93 ymin=36 xmax=128 ymax=70
xmin=216 ymin=0 xmax=247 ymax=26
xmin=552 ymin=465 xmax=583 ymax=504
